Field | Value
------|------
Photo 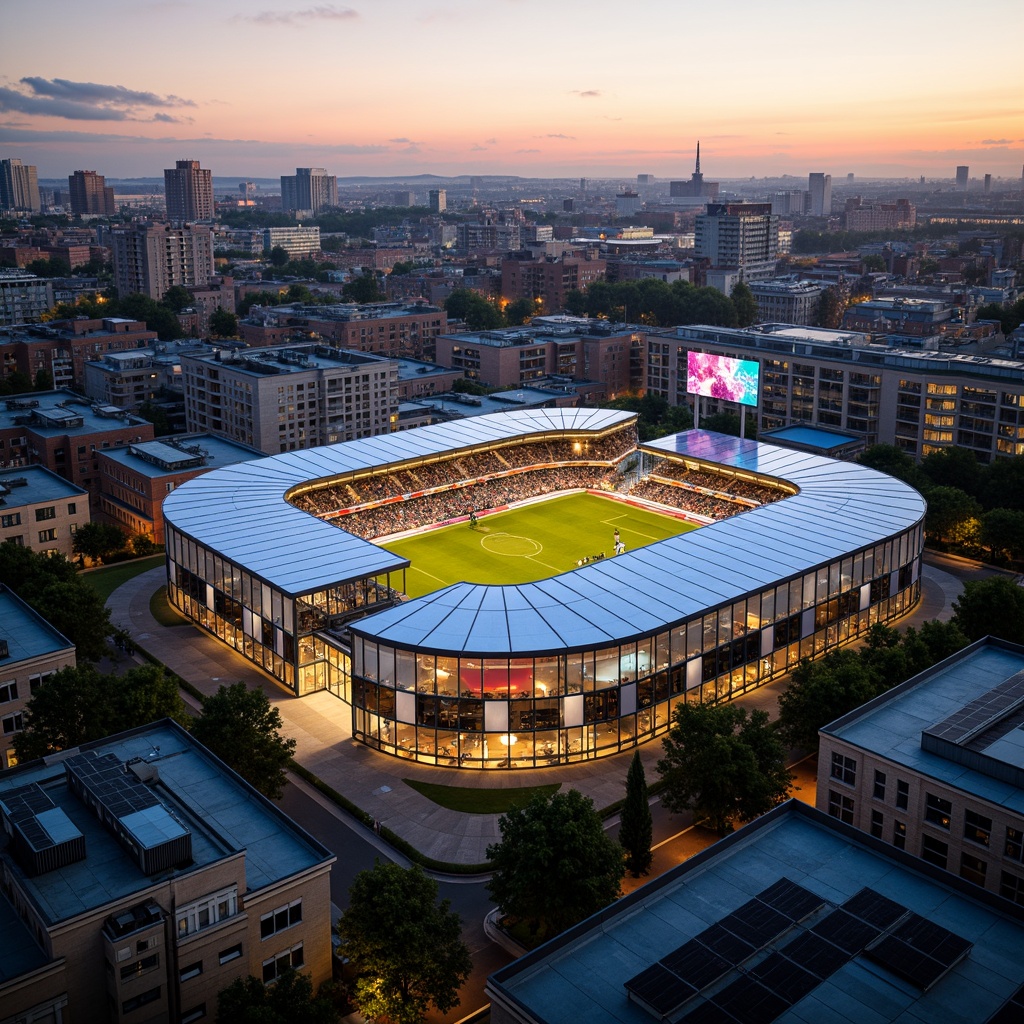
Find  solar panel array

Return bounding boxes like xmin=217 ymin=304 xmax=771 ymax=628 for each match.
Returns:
xmin=924 ymin=670 xmax=1024 ymax=747
xmin=0 ymin=782 xmax=86 ymax=876
xmin=624 ymin=881 xmax=973 ymax=1023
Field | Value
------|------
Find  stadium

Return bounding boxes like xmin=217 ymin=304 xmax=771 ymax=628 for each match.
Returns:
xmin=162 ymin=408 xmax=926 ymax=769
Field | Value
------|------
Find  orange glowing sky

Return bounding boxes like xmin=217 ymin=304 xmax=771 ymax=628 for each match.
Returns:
xmin=2 ymin=0 xmax=1022 ymax=181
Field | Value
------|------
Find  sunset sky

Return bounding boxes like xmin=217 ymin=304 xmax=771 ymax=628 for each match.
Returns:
xmin=1 ymin=0 xmax=1022 ymax=182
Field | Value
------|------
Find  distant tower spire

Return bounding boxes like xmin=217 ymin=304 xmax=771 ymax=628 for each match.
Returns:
xmin=695 ymin=141 xmax=701 ymax=175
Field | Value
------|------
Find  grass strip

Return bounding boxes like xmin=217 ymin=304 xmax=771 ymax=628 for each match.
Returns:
xmin=82 ymin=554 xmax=165 ymax=603
xmin=403 ymin=778 xmax=560 ymax=815
xmin=149 ymin=585 xmax=191 ymax=626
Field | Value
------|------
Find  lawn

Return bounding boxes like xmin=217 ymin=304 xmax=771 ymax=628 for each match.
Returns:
xmin=382 ymin=492 xmax=697 ymax=598
xmin=81 ymin=554 xmax=166 ymax=603
xmin=403 ymin=778 xmax=561 ymax=814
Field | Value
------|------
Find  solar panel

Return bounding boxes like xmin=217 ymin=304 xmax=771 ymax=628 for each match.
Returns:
xmin=811 ymin=910 xmax=880 ymax=955
xmin=660 ymin=939 xmax=732 ymax=990
xmin=710 ymin=976 xmax=791 ymax=1024
xmin=781 ymin=932 xmax=851 ymax=980
xmin=866 ymin=936 xmax=951 ymax=990
xmin=750 ymin=951 xmax=821 ymax=1004
xmin=890 ymin=913 xmax=973 ymax=965
xmin=842 ymin=888 xmax=908 ymax=929
xmin=679 ymin=999 xmax=730 ymax=1024
xmin=756 ymin=877 xmax=824 ymax=922
xmin=624 ymin=962 xmax=695 ymax=1016
xmin=696 ymin=922 xmax=757 ymax=964
xmin=721 ymin=899 xmax=792 ymax=947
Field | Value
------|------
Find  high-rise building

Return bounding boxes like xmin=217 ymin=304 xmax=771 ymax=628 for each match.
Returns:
xmin=695 ymin=203 xmax=779 ymax=282
xmin=670 ymin=141 xmax=719 ymax=199
xmin=956 ymin=165 xmax=969 ymax=191
xmin=429 ymin=188 xmax=447 ymax=213
xmin=163 ymin=159 xmax=214 ymax=221
xmin=280 ymin=168 xmax=337 ymax=215
xmin=67 ymin=170 xmax=116 ymax=216
xmin=110 ymin=222 xmax=215 ymax=299
xmin=0 ymin=158 xmax=41 ymax=213
xmin=808 ymin=172 xmax=832 ymax=216
xmin=984 ymin=173 xmax=992 ymax=194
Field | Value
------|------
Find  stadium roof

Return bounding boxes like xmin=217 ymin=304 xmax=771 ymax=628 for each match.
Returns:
xmin=349 ymin=430 xmax=925 ymax=656
xmin=162 ymin=407 xmax=633 ymax=597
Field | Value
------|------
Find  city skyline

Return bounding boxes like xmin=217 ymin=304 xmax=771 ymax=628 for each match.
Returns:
xmin=0 ymin=0 xmax=1022 ymax=181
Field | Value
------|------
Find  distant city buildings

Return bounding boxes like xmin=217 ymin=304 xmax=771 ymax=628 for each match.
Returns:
xmin=500 ymin=248 xmax=607 ymax=310
xmin=956 ymin=165 xmax=970 ymax=191
xmin=428 ymin=188 xmax=447 ymax=213
xmin=0 ymin=158 xmax=41 ymax=214
xmin=807 ymin=172 xmax=832 ymax=216
xmin=695 ymin=203 xmax=779 ymax=284
xmin=281 ymin=168 xmax=337 ymax=215
xmin=67 ymin=170 xmax=116 ymax=217
xmin=0 ymin=270 xmax=53 ymax=325
xmin=669 ymin=141 xmax=719 ymax=199
xmin=111 ymin=222 xmax=216 ymax=299
xmin=844 ymin=197 xmax=916 ymax=232
xmin=163 ymin=159 xmax=214 ymax=222
xmin=263 ymin=225 xmax=321 ymax=258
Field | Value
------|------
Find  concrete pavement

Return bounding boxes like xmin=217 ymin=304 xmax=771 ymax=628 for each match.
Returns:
xmin=106 ymin=561 xmax=961 ymax=866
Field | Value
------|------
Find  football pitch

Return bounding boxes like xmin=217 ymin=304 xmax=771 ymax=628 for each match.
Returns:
xmin=381 ymin=492 xmax=698 ymax=597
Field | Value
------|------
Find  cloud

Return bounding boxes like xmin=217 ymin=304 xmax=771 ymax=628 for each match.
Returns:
xmin=240 ymin=5 xmax=359 ymax=25
xmin=572 ymin=89 xmax=601 ymax=98
xmin=470 ymin=143 xmax=488 ymax=151
xmin=0 ymin=78 xmax=195 ymax=123
xmin=485 ymin=138 xmax=497 ymax=145
xmin=980 ymin=138 xmax=1018 ymax=145
xmin=388 ymin=137 xmax=422 ymax=145
xmin=538 ymin=133 xmax=576 ymax=141
xmin=602 ymin=116 xmax=622 ymax=122
xmin=515 ymin=148 xmax=541 ymax=153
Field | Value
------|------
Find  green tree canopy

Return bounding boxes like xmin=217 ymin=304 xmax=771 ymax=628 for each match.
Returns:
xmin=162 ymin=284 xmax=193 ymax=312
xmin=342 ymin=273 xmax=384 ymax=303
xmin=657 ymin=702 xmax=791 ymax=833
xmin=72 ymin=521 xmax=127 ymax=563
xmin=14 ymin=663 xmax=188 ymax=762
xmin=486 ymin=789 xmax=623 ymax=937
xmin=921 ymin=446 xmax=982 ymax=496
xmin=209 ymin=307 xmax=239 ymax=337
xmin=980 ymin=508 xmax=1024 ymax=562
xmin=34 ymin=368 xmax=53 ymax=391
xmin=504 ymin=297 xmax=536 ymax=326
xmin=924 ymin=486 xmax=982 ymax=545
xmin=269 ymin=245 xmax=289 ymax=267
xmin=619 ymin=750 xmax=653 ymax=877
xmin=444 ymin=288 xmax=504 ymax=330
xmin=730 ymin=281 xmax=758 ymax=327
xmin=952 ymin=576 xmax=1024 ymax=644
xmin=337 ymin=862 xmax=471 ymax=1024
xmin=216 ymin=969 xmax=338 ymax=1024
xmin=190 ymin=682 xmax=296 ymax=799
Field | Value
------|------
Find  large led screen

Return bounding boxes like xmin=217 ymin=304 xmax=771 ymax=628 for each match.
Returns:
xmin=686 ymin=351 xmax=760 ymax=407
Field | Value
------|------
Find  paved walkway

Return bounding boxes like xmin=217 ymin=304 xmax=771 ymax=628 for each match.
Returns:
xmin=107 ymin=562 xmax=960 ymax=866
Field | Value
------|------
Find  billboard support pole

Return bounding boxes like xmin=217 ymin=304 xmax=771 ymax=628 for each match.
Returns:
xmin=739 ymin=401 xmax=745 ymax=439
xmin=694 ymin=395 xmax=700 ymax=430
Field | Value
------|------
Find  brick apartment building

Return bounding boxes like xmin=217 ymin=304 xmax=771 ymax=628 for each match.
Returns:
xmin=500 ymin=250 xmax=607 ymax=310
xmin=0 ymin=466 xmax=90 ymax=559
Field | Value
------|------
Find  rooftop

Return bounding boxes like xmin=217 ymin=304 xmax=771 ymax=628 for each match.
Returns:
xmin=0 ymin=464 xmax=87 ymax=506
xmin=0 ymin=391 xmax=150 ymax=436
xmin=0 ymin=720 xmax=332 ymax=927
xmin=183 ymin=344 xmax=389 ymax=376
xmin=488 ymin=801 xmax=1024 ymax=1024
xmin=0 ymin=584 xmax=74 ymax=665
xmin=97 ymin=434 xmax=263 ymax=479
xmin=823 ymin=639 xmax=1024 ymax=818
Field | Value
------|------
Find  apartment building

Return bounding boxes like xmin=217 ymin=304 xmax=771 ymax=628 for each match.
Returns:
xmin=0 ymin=391 xmax=154 ymax=506
xmin=645 ymin=322 xmax=1024 ymax=462
xmin=0 ymin=719 xmax=335 ymax=1024
xmin=164 ymin=160 xmax=214 ymax=222
xmin=97 ymin=434 xmax=262 ymax=543
xmin=82 ymin=341 xmax=209 ymax=412
xmin=111 ymin=222 xmax=215 ymax=300
xmin=808 ymin=172 xmax=832 ymax=216
xmin=0 ymin=158 xmax=41 ymax=214
xmin=181 ymin=344 xmax=399 ymax=453
xmin=0 ymin=270 xmax=53 ymax=326
xmin=747 ymin=278 xmax=824 ymax=326
xmin=0 ymin=466 xmax=90 ymax=559
xmin=500 ymin=250 xmax=607 ymax=309
xmin=239 ymin=302 xmax=448 ymax=362
xmin=68 ymin=170 xmax=116 ymax=217
xmin=818 ymin=638 xmax=1024 ymax=909
xmin=280 ymin=168 xmax=337 ymax=215
xmin=262 ymin=226 xmax=321 ymax=259
xmin=0 ymin=584 xmax=76 ymax=769
xmin=695 ymin=203 xmax=779 ymax=283
xmin=434 ymin=319 xmax=643 ymax=394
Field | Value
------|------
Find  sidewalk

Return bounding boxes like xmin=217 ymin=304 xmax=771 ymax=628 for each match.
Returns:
xmin=106 ymin=562 xmax=959 ymax=866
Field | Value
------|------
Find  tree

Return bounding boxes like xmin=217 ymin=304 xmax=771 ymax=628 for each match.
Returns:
xmin=487 ymin=789 xmax=623 ymax=937
xmin=924 ymin=486 xmax=982 ymax=545
xmin=657 ymin=702 xmax=791 ymax=834
xmin=921 ymin=446 xmax=982 ymax=496
xmin=216 ymin=969 xmax=339 ymax=1024
xmin=162 ymin=284 xmax=193 ymax=312
xmin=731 ymin=281 xmax=758 ymax=328
xmin=190 ymin=682 xmax=296 ymax=799
xmin=776 ymin=651 xmax=878 ymax=752
xmin=337 ymin=862 xmax=471 ymax=1024
xmin=269 ymin=245 xmax=289 ymax=267
xmin=619 ymin=751 xmax=653 ymax=877
xmin=342 ymin=273 xmax=384 ymax=304
xmin=504 ymin=297 xmax=536 ymax=326
xmin=980 ymin=508 xmax=1024 ymax=562
xmin=444 ymin=288 xmax=504 ymax=330
xmin=13 ymin=663 xmax=188 ymax=761
xmin=952 ymin=576 xmax=1024 ymax=644
xmin=209 ymin=307 xmax=239 ymax=338
xmin=813 ymin=286 xmax=847 ymax=328
xmin=34 ymin=368 xmax=53 ymax=391
xmin=0 ymin=369 xmax=33 ymax=395
xmin=72 ymin=521 xmax=127 ymax=563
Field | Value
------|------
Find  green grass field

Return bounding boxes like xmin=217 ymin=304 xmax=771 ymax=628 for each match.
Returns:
xmin=382 ymin=492 xmax=697 ymax=597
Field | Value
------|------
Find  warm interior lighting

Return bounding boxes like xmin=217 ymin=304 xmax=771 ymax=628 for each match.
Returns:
xmin=499 ymin=733 xmax=518 ymax=746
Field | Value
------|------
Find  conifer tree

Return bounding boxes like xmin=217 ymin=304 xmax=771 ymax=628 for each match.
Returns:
xmin=620 ymin=750 xmax=654 ymax=877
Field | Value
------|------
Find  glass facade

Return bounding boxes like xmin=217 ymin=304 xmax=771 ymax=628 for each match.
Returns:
xmin=348 ymin=523 xmax=923 ymax=768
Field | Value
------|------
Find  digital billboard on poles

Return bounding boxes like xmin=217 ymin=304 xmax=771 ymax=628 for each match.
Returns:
xmin=686 ymin=352 xmax=760 ymax=407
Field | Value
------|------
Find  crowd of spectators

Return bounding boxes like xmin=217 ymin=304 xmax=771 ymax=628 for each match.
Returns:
xmin=627 ymin=480 xmax=746 ymax=521
xmin=649 ymin=461 xmax=787 ymax=505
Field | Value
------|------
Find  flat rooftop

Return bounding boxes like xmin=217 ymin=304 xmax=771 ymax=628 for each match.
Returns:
xmin=758 ymin=426 xmax=863 ymax=452
xmin=98 ymin=434 xmax=263 ymax=479
xmin=0 ymin=585 xmax=74 ymax=664
xmin=0 ymin=721 xmax=332 ymax=927
xmin=184 ymin=345 xmax=388 ymax=376
xmin=0 ymin=391 xmax=149 ymax=436
xmin=823 ymin=639 xmax=1024 ymax=817
xmin=0 ymin=465 xmax=87 ymax=506
xmin=488 ymin=801 xmax=1024 ymax=1024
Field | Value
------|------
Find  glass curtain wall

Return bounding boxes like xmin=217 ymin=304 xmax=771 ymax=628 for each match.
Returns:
xmin=348 ymin=523 xmax=924 ymax=768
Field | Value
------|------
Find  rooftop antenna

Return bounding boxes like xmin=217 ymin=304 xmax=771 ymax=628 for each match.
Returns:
xmin=695 ymin=140 xmax=701 ymax=176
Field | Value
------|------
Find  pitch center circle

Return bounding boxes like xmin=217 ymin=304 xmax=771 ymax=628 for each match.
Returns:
xmin=481 ymin=532 xmax=542 ymax=557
